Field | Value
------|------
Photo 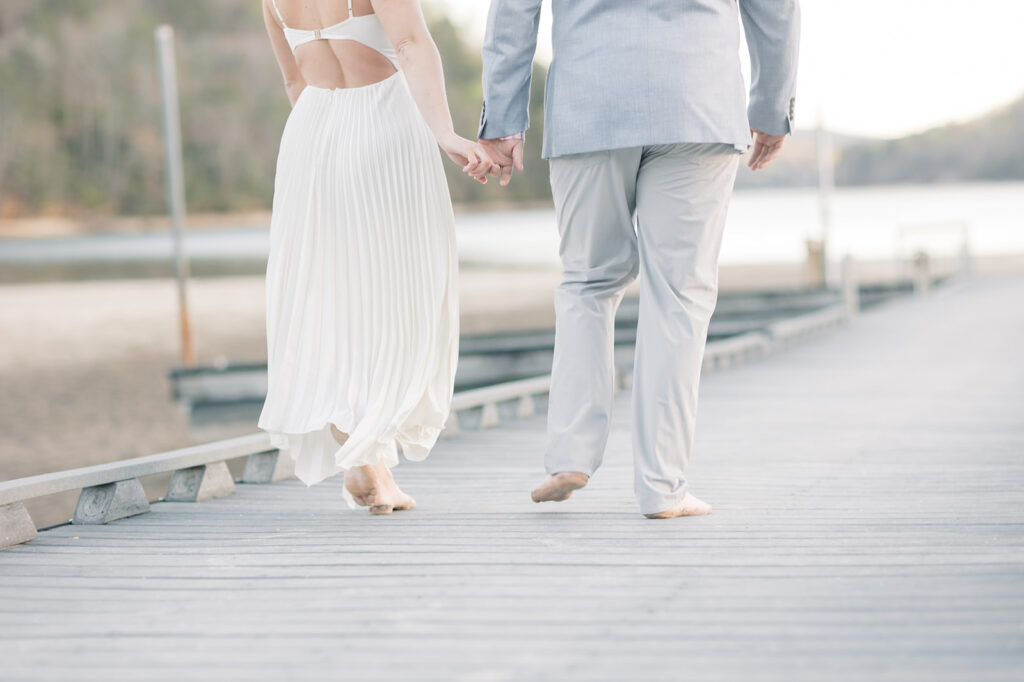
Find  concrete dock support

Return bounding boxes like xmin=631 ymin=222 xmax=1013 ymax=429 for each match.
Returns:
xmin=480 ymin=403 xmax=501 ymax=428
xmin=457 ymin=403 xmax=501 ymax=431
xmin=241 ymin=450 xmax=294 ymax=484
xmin=497 ymin=395 xmax=535 ymax=421
xmin=440 ymin=416 xmax=460 ymax=439
xmin=166 ymin=462 xmax=235 ymax=502
xmin=0 ymin=502 xmax=37 ymax=549
xmin=517 ymin=394 xmax=537 ymax=419
xmin=73 ymin=479 xmax=150 ymax=525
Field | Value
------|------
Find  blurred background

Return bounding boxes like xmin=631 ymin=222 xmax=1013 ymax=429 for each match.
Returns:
xmin=1 ymin=0 xmax=1022 ymax=526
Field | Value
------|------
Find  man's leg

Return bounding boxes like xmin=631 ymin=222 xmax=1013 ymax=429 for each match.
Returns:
xmin=631 ymin=143 xmax=740 ymax=516
xmin=541 ymin=148 xmax=643 ymax=489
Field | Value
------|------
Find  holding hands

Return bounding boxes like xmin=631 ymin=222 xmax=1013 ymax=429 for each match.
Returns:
xmin=439 ymin=132 xmax=500 ymax=184
xmin=479 ymin=137 xmax=525 ymax=187
xmin=453 ymin=128 xmax=781 ymax=181
xmin=439 ymin=133 xmax=524 ymax=186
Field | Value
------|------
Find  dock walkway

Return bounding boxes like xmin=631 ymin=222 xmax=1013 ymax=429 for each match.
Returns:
xmin=1 ymin=276 xmax=1022 ymax=681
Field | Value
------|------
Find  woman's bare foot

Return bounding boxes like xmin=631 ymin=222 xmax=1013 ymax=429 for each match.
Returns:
xmin=644 ymin=492 xmax=712 ymax=519
xmin=334 ymin=427 xmax=413 ymax=513
xmin=344 ymin=465 xmax=379 ymax=509
xmin=530 ymin=472 xmax=589 ymax=503
xmin=373 ymin=462 xmax=416 ymax=512
xmin=330 ymin=424 xmax=349 ymax=445
xmin=343 ymin=462 xmax=415 ymax=515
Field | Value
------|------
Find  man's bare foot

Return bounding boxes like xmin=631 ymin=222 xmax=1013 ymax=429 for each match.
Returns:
xmin=531 ymin=472 xmax=589 ymax=503
xmin=644 ymin=493 xmax=712 ymax=519
xmin=344 ymin=463 xmax=415 ymax=514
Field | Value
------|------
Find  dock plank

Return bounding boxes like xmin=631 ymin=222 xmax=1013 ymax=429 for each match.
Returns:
xmin=1 ymin=276 xmax=1023 ymax=681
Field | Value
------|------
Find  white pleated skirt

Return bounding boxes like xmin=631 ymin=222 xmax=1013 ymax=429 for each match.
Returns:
xmin=257 ymin=71 xmax=459 ymax=504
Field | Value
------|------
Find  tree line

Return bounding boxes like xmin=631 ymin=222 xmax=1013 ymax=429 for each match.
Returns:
xmin=0 ymin=1 xmax=1020 ymax=221
xmin=0 ymin=0 xmax=550 ymax=219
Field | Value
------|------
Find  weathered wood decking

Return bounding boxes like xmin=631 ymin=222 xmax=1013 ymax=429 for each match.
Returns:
xmin=2 ymin=275 xmax=1023 ymax=681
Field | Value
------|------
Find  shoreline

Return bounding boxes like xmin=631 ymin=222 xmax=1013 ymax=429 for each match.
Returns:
xmin=0 ymin=202 xmax=553 ymax=240
xmin=3 ymin=178 xmax=1021 ymax=240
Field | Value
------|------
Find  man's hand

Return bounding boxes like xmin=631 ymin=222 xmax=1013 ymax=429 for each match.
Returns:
xmin=439 ymin=132 xmax=499 ymax=184
xmin=479 ymin=137 xmax=525 ymax=187
xmin=747 ymin=128 xmax=786 ymax=171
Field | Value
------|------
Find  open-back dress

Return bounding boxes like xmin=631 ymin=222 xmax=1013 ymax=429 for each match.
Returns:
xmin=257 ymin=0 xmax=459 ymax=507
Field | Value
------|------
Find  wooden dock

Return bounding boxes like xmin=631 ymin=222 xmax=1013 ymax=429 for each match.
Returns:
xmin=1 ymin=275 xmax=1022 ymax=681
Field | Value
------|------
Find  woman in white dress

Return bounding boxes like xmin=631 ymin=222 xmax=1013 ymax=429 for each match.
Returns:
xmin=257 ymin=0 xmax=495 ymax=513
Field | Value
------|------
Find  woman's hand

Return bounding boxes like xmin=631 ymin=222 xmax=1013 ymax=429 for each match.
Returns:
xmin=374 ymin=2 xmax=498 ymax=182
xmin=439 ymin=133 xmax=500 ymax=184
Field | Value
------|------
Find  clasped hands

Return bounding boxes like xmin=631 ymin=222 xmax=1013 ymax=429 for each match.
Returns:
xmin=444 ymin=127 xmax=782 ymax=183
xmin=440 ymin=132 xmax=524 ymax=186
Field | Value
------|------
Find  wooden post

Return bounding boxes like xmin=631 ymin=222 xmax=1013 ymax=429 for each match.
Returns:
xmin=912 ymin=251 xmax=931 ymax=295
xmin=816 ymin=109 xmax=835 ymax=288
xmin=841 ymin=255 xmax=859 ymax=317
xmin=958 ymin=223 xmax=972 ymax=276
xmin=805 ymin=239 xmax=826 ymax=289
xmin=156 ymin=25 xmax=196 ymax=367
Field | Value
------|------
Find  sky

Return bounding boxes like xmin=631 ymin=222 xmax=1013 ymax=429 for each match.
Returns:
xmin=432 ymin=0 xmax=1024 ymax=139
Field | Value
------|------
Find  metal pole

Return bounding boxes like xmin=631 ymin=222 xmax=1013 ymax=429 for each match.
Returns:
xmin=156 ymin=25 xmax=196 ymax=367
xmin=816 ymin=107 xmax=835 ymax=289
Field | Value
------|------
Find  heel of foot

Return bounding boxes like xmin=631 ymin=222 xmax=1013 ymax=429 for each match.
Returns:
xmin=530 ymin=472 xmax=589 ymax=503
xmin=644 ymin=499 xmax=712 ymax=519
xmin=330 ymin=423 xmax=349 ymax=445
xmin=347 ymin=485 xmax=378 ymax=509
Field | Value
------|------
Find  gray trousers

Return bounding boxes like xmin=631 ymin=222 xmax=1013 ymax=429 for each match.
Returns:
xmin=545 ymin=143 xmax=740 ymax=514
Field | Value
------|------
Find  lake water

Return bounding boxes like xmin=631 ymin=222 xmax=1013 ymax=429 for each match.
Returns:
xmin=457 ymin=182 xmax=1024 ymax=267
xmin=1 ymin=182 xmax=1021 ymax=270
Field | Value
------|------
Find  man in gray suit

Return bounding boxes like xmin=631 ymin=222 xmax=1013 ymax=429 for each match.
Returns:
xmin=479 ymin=0 xmax=800 ymax=519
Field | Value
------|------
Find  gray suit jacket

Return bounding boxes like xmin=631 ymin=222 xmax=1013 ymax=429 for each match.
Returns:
xmin=478 ymin=0 xmax=800 ymax=159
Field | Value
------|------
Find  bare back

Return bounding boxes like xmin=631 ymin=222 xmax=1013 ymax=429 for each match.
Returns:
xmin=265 ymin=0 xmax=397 ymax=90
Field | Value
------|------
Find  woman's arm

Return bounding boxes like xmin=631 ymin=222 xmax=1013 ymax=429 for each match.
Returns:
xmin=262 ymin=0 xmax=306 ymax=106
xmin=373 ymin=0 xmax=496 ymax=182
